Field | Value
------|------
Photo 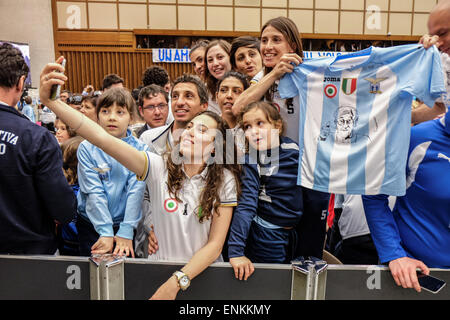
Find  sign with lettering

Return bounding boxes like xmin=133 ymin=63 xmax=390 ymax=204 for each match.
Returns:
xmin=153 ymin=48 xmax=191 ymax=63
xmin=152 ymin=48 xmax=348 ymax=63
xmin=303 ymin=51 xmax=347 ymax=60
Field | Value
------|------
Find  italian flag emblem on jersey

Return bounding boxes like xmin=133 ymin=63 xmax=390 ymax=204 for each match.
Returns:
xmin=342 ymin=78 xmax=357 ymax=95
xmin=164 ymin=198 xmax=178 ymax=213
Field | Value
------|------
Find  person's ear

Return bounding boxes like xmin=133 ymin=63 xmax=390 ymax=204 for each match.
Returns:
xmin=201 ymin=102 xmax=208 ymax=111
xmin=17 ymin=75 xmax=26 ymax=93
xmin=275 ymin=119 xmax=283 ymax=134
xmin=139 ymin=106 xmax=144 ymax=118
xmin=288 ymin=41 xmax=296 ymax=54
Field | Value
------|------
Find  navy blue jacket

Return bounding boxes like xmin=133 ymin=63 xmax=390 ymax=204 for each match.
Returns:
xmin=228 ymin=136 xmax=303 ymax=258
xmin=0 ymin=103 xmax=76 ymax=254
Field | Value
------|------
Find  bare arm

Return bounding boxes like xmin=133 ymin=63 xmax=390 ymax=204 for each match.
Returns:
xmin=411 ymin=101 xmax=446 ymax=125
xmin=231 ymin=53 xmax=302 ymax=116
xmin=150 ymin=206 xmax=233 ymax=300
xmin=39 ymin=57 xmax=147 ymax=177
xmin=232 ymin=70 xmax=278 ymax=116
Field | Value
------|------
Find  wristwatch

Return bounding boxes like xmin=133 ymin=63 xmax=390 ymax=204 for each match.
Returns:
xmin=173 ymin=270 xmax=191 ymax=291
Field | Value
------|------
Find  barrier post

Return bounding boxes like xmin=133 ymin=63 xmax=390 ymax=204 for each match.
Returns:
xmin=89 ymin=257 xmax=101 ymax=300
xmin=291 ymin=259 xmax=314 ymax=300
xmin=291 ymin=257 xmax=328 ymax=300
xmin=312 ymin=261 xmax=328 ymax=300
xmin=89 ymin=254 xmax=125 ymax=300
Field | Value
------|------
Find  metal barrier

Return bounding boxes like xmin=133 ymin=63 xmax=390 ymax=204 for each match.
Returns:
xmin=0 ymin=255 xmax=90 ymax=300
xmin=324 ymin=265 xmax=450 ymax=300
xmin=0 ymin=254 xmax=448 ymax=300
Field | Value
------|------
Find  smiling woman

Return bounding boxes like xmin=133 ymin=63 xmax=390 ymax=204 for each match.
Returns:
xmin=39 ymin=58 xmax=241 ymax=300
xmin=231 ymin=17 xmax=304 ymax=143
xmin=204 ymin=40 xmax=232 ymax=115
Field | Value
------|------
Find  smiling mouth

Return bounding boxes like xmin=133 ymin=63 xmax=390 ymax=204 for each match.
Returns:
xmin=181 ymin=138 xmax=194 ymax=145
xmin=263 ymin=53 xmax=277 ymax=59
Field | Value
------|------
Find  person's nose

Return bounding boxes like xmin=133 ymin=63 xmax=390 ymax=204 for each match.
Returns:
xmin=176 ymin=95 xmax=186 ymax=107
xmin=107 ymin=112 xmax=117 ymax=121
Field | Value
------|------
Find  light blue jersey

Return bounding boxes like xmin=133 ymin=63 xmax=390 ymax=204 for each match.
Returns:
xmin=279 ymin=44 xmax=446 ymax=196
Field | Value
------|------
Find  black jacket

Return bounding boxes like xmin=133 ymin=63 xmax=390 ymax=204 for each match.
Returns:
xmin=0 ymin=103 xmax=76 ymax=254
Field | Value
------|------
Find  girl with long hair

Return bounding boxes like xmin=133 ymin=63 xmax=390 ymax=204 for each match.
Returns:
xmin=231 ymin=16 xmax=304 ymax=142
xmin=204 ymin=39 xmax=232 ymax=115
xmin=39 ymin=59 xmax=241 ymax=299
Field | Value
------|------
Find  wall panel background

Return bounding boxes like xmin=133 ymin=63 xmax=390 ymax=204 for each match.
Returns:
xmin=58 ymin=49 xmax=193 ymax=93
xmin=52 ymin=0 xmax=439 ymax=93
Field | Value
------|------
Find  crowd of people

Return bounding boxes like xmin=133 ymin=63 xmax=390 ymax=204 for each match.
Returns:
xmin=1 ymin=1 xmax=449 ymax=299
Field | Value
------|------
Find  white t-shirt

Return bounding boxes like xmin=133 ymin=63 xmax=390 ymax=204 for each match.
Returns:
xmin=335 ymin=194 xmax=396 ymax=240
xmin=138 ymin=151 xmax=237 ymax=262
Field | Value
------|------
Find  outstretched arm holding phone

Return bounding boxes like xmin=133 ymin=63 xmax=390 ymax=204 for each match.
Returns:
xmin=39 ymin=56 xmax=147 ymax=178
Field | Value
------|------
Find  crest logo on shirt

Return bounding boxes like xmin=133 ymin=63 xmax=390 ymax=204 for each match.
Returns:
xmin=93 ymin=164 xmax=110 ymax=181
xmin=341 ymin=78 xmax=357 ymax=95
xmin=365 ymin=77 xmax=388 ymax=94
xmin=324 ymin=84 xmax=338 ymax=98
xmin=164 ymin=198 xmax=178 ymax=213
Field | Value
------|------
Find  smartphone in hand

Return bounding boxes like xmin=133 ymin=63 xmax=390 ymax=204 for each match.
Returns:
xmin=50 ymin=58 xmax=66 ymax=100
xmin=417 ymin=271 xmax=446 ymax=294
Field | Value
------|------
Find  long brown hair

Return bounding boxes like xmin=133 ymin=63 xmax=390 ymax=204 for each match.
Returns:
xmin=55 ymin=117 xmax=78 ymax=139
xmin=204 ymin=40 xmax=232 ymax=102
xmin=261 ymin=16 xmax=304 ymax=104
xmin=61 ymin=136 xmax=84 ymax=185
xmin=166 ymin=111 xmax=241 ymax=223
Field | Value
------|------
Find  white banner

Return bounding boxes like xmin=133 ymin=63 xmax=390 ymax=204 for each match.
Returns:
xmin=152 ymin=48 xmax=191 ymax=63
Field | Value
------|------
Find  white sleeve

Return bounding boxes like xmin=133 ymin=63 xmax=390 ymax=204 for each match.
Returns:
xmin=136 ymin=151 xmax=165 ymax=183
xmin=219 ymin=169 xmax=238 ymax=207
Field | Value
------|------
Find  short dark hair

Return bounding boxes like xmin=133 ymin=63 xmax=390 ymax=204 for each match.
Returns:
xmin=172 ymin=74 xmax=208 ymax=105
xmin=96 ymin=87 xmax=137 ymax=119
xmin=24 ymin=96 xmax=32 ymax=104
xmin=81 ymin=93 xmax=98 ymax=107
xmin=216 ymin=71 xmax=250 ymax=93
xmin=142 ymin=66 xmax=169 ymax=87
xmin=131 ymin=87 xmax=141 ymax=103
xmin=138 ymin=84 xmax=168 ymax=107
xmin=230 ymin=36 xmax=261 ymax=69
xmin=102 ymin=74 xmax=124 ymax=90
xmin=0 ymin=42 xmax=29 ymax=88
